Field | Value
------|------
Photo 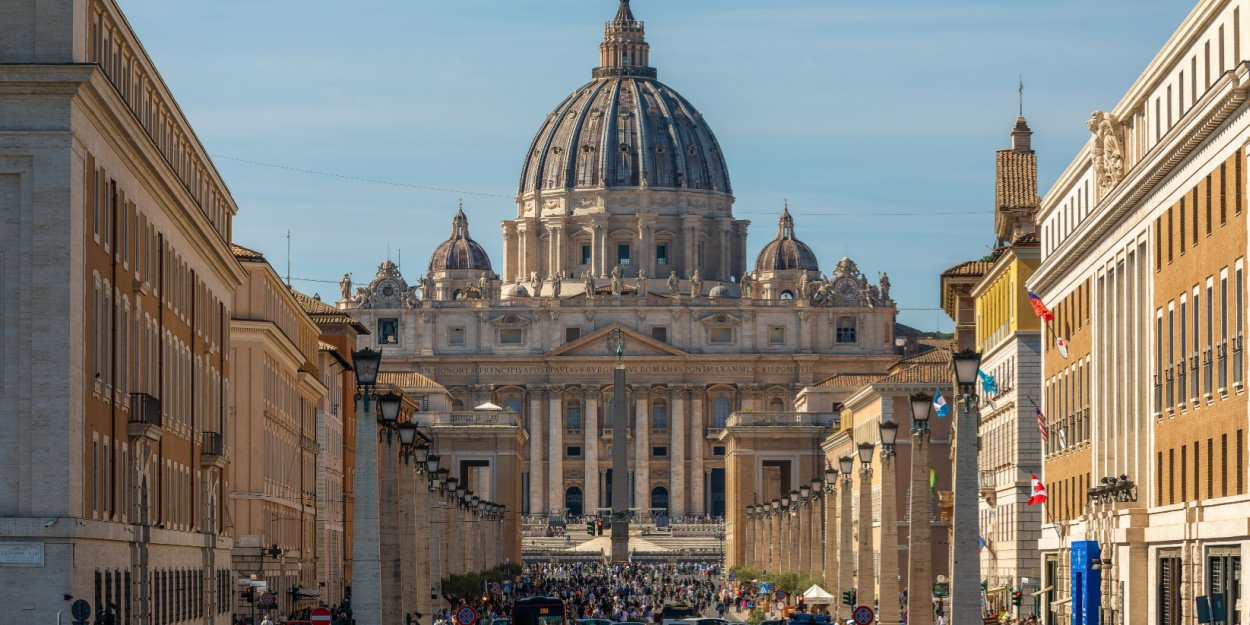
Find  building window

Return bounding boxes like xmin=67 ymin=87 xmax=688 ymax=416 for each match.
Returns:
xmin=565 ymin=327 xmax=582 ymax=343
xmin=713 ymin=446 xmax=726 ymax=456
xmin=1159 ymin=553 xmax=1183 ymax=625
xmin=709 ymin=327 xmax=733 ymax=344
xmin=567 ymin=446 xmax=582 ymax=458
xmin=565 ymin=403 xmax=582 ymax=431
xmin=448 ymin=327 xmax=465 ymax=346
xmin=652 ymin=401 xmax=668 ymax=431
xmin=656 ymin=244 xmax=668 ymax=265
xmin=617 ymin=243 xmax=631 ymax=265
xmin=1206 ymin=549 xmax=1241 ymax=625
xmin=769 ymin=326 xmax=785 ymax=345
xmin=378 ymin=318 xmax=399 ymax=345
xmin=836 ymin=317 xmax=858 ymax=343
xmin=581 ymin=245 xmax=591 ymax=266
xmin=651 ymin=326 xmax=668 ymax=343
xmin=652 ymin=446 xmax=668 ymax=457
xmin=713 ymin=396 xmax=731 ymax=428
xmin=499 ymin=328 xmax=524 ymax=345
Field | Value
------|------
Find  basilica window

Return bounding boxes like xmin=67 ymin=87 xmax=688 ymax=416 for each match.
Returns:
xmin=448 ymin=327 xmax=465 ymax=346
xmin=836 ymin=317 xmax=858 ymax=344
xmin=768 ymin=326 xmax=785 ymax=345
xmin=581 ymin=245 xmax=592 ymax=266
xmin=650 ymin=327 xmax=668 ymax=343
xmin=565 ymin=402 xmax=582 ymax=431
xmin=566 ymin=327 xmax=582 ymax=343
xmin=618 ymin=243 xmax=632 ymax=265
xmin=651 ymin=400 xmax=668 ymax=431
xmin=709 ymin=327 xmax=733 ymax=344
xmin=713 ymin=397 xmax=731 ymax=428
xmin=652 ymin=446 xmax=668 ymax=458
xmin=499 ymin=328 xmax=524 ymax=345
xmin=656 ymin=244 xmax=668 ymax=266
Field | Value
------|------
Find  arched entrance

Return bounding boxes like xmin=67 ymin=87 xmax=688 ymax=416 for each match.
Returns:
xmin=565 ymin=486 xmax=584 ymax=517
xmin=650 ymin=485 xmax=669 ymax=514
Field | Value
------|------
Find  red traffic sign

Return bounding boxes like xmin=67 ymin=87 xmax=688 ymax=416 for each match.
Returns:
xmin=259 ymin=591 xmax=276 ymax=606
xmin=311 ymin=606 xmax=332 ymax=623
xmin=852 ymin=605 xmax=874 ymax=625
xmin=456 ymin=606 xmax=478 ymax=625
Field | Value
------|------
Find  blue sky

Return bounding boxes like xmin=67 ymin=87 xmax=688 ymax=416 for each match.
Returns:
xmin=121 ymin=0 xmax=1193 ymax=331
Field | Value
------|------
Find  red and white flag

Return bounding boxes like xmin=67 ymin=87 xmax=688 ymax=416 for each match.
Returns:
xmin=1036 ymin=408 xmax=1049 ymax=444
xmin=1028 ymin=473 xmax=1048 ymax=506
xmin=1055 ymin=336 xmax=1070 ymax=359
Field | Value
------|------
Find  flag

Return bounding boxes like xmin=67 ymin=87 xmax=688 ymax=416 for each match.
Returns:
xmin=1057 ymin=428 xmax=1067 ymax=450
xmin=979 ymin=535 xmax=987 ymax=551
xmin=1027 ymin=473 xmax=1048 ymax=506
xmin=929 ymin=467 xmax=937 ymax=492
xmin=978 ymin=369 xmax=998 ymax=395
xmin=933 ymin=389 xmax=951 ymax=418
xmin=1036 ymin=408 xmax=1049 ymax=444
xmin=1027 ymin=290 xmax=1055 ymax=322
xmin=1055 ymin=336 xmax=1070 ymax=359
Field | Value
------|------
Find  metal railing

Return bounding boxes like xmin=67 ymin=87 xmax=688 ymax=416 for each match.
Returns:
xmin=129 ymin=392 xmax=161 ymax=427
xmin=428 ymin=411 xmax=519 ymax=426
xmin=724 ymin=412 xmax=836 ymax=428
xmin=202 ymin=431 xmax=223 ymax=456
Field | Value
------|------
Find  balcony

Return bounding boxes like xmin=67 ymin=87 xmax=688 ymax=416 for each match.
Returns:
xmin=599 ymin=428 xmax=632 ymax=440
xmin=704 ymin=426 xmax=724 ymax=439
xmin=724 ymin=411 xmax=837 ymax=428
xmin=978 ymin=471 xmax=996 ymax=506
xmin=428 ymin=411 xmax=520 ymax=427
xmin=201 ymin=431 xmax=227 ymax=469
xmin=127 ymin=393 xmax=162 ymax=442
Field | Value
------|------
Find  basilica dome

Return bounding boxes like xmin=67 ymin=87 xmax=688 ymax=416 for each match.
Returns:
xmin=755 ymin=207 xmax=819 ymax=273
xmin=517 ymin=1 xmax=732 ymax=196
xmin=428 ymin=208 xmax=492 ymax=273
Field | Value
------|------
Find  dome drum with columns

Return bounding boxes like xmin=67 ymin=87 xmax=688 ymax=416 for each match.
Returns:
xmin=338 ymin=1 xmax=904 ymax=523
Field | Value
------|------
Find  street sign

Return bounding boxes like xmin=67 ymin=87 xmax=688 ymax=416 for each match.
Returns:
xmin=852 ymin=605 xmax=874 ymax=625
xmin=259 ymin=591 xmax=276 ymax=607
xmin=456 ymin=605 xmax=478 ymax=625
xmin=311 ymin=606 xmax=332 ymax=623
xmin=71 ymin=599 xmax=91 ymax=621
xmin=775 ymin=590 xmax=786 ymax=601
xmin=502 ymin=581 xmax=514 ymax=595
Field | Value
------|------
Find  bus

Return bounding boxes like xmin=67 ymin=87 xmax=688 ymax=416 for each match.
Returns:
xmin=513 ymin=596 xmax=566 ymax=625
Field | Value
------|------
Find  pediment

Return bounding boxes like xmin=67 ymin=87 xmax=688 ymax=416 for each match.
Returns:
xmin=546 ymin=322 xmax=688 ymax=358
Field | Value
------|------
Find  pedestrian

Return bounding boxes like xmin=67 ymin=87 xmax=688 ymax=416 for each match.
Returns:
xmin=261 ymin=616 xmax=274 ymax=625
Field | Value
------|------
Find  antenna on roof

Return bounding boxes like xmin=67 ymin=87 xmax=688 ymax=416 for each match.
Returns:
xmin=286 ymin=230 xmax=291 ymax=287
xmin=1018 ymin=75 xmax=1024 ymax=117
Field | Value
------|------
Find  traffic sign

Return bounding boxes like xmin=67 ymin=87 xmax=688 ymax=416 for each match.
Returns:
xmin=852 ymin=605 xmax=875 ymax=625
xmin=71 ymin=599 xmax=91 ymax=621
xmin=311 ymin=606 xmax=332 ymax=623
xmin=456 ymin=605 xmax=478 ymax=625
xmin=259 ymin=591 xmax=276 ymax=607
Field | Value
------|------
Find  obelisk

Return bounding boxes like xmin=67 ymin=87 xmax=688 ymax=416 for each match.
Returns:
xmin=609 ymin=329 xmax=630 ymax=562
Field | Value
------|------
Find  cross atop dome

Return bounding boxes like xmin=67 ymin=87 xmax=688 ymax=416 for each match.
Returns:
xmin=596 ymin=0 xmax=655 ymax=78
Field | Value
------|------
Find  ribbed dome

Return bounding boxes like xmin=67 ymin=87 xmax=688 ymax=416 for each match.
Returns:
xmin=755 ymin=207 xmax=819 ymax=273
xmin=708 ymin=284 xmax=735 ymax=299
xmin=428 ymin=208 xmax=492 ymax=273
xmin=517 ymin=1 xmax=731 ymax=196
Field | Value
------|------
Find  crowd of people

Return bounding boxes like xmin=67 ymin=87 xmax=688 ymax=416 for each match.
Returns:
xmin=432 ymin=562 xmax=726 ymax=625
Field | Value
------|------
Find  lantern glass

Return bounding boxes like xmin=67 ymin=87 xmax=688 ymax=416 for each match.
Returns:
xmin=825 ymin=467 xmax=837 ymax=483
xmin=780 ymin=496 xmax=790 ymax=507
xmin=952 ymin=348 xmax=983 ymax=387
xmin=910 ymin=393 xmax=933 ymax=423
xmin=879 ymin=421 xmax=899 ymax=446
xmin=857 ymin=442 xmax=874 ymax=464
xmin=351 ymin=347 xmax=382 ymax=387
xmin=426 ymin=454 xmax=441 ymax=474
xmin=799 ymin=485 xmax=811 ymax=498
xmin=378 ymin=392 xmax=403 ymax=424
xmin=397 ymin=422 xmax=418 ymax=446
xmin=838 ymin=456 xmax=854 ymax=475
xmin=771 ymin=500 xmax=780 ymax=511
xmin=812 ymin=479 xmax=823 ymax=494
xmin=437 ymin=468 xmax=449 ymax=486
xmin=413 ymin=444 xmax=430 ymax=464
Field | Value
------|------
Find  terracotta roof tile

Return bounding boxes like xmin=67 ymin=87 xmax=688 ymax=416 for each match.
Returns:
xmin=291 ymin=289 xmax=337 ymax=315
xmin=377 ymin=371 xmax=446 ymax=393
xmin=996 ymin=149 xmax=1039 ymax=211
xmin=876 ymin=362 xmax=953 ymax=386
xmin=231 ymin=244 xmax=265 ymax=261
xmin=813 ymin=373 xmax=883 ymax=388
xmin=941 ymin=260 xmax=993 ymax=277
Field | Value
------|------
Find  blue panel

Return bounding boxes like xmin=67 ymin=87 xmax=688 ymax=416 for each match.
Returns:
xmin=1070 ymin=541 xmax=1102 ymax=625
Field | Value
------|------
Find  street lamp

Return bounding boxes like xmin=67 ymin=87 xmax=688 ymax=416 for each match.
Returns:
xmin=877 ymin=420 xmax=901 ymax=625
xmin=910 ymin=393 xmax=933 ymax=444
xmin=857 ymin=442 xmax=875 ymax=469
xmin=908 ymin=393 xmax=937 ymax=625
xmin=950 ymin=348 xmax=983 ymax=625
xmin=353 ymin=347 xmax=382 ymax=387
xmin=879 ymin=421 xmax=899 ymax=458
xmin=377 ymin=391 xmax=403 ymax=443
xmin=836 ymin=455 xmax=855 ymax=622
xmin=856 ymin=440 xmax=876 ymax=613
xmin=800 ymin=484 xmax=812 ymax=499
xmin=838 ymin=456 xmax=854 ymax=479
xmin=349 ymin=346 xmax=386 ymax=625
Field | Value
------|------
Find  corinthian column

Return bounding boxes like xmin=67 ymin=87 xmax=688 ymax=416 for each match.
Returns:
xmin=548 ymin=389 xmax=564 ymax=513
xmin=585 ymin=391 xmax=600 ymax=514
xmin=635 ymin=391 xmax=650 ymax=512
xmin=690 ymin=390 xmax=705 ymax=513
xmin=670 ymin=386 xmax=687 ymax=515
xmin=528 ymin=388 xmax=546 ymax=515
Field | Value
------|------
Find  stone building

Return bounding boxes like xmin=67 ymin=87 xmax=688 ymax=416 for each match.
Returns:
xmin=0 ymin=1 xmax=244 ymax=623
xmin=228 ymin=246 xmax=326 ymax=613
xmin=339 ymin=0 xmax=903 ymax=527
xmin=1029 ymin=1 xmax=1250 ymax=623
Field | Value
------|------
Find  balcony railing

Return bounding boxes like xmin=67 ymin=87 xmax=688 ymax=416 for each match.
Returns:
xmin=1219 ymin=342 xmax=1229 ymax=391
xmin=128 ymin=392 xmax=162 ymax=441
xmin=724 ymin=412 xmax=836 ymax=428
xmin=1234 ymin=335 xmax=1244 ymax=387
xmin=1176 ymin=363 xmax=1186 ymax=408
xmin=1204 ymin=349 xmax=1214 ymax=396
xmin=705 ymin=426 xmax=724 ymax=439
xmin=201 ymin=431 xmax=227 ymax=468
xmin=1190 ymin=354 xmax=1200 ymax=401
xmin=428 ymin=411 xmax=520 ymax=427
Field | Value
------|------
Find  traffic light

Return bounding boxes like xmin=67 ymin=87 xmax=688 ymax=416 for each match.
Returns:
xmin=586 ymin=521 xmax=595 ymax=536
xmin=596 ymin=519 xmax=604 ymax=536
xmin=242 ymin=588 xmax=255 ymax=604
xmin=1012 ymin=590 xmax=1022 ymax=607
xmin=841 ymin=589 xmax=856 ymax=607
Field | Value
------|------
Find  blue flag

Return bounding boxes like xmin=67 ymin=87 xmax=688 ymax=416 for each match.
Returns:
xmin=933 ymin=389 xmax=951 ymax=418
xmin=978 ymin=369 xmax=998 ymax=396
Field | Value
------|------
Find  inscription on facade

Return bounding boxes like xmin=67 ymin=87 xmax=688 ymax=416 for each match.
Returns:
xmin=0 ymin=542 xmax=44 ymax=567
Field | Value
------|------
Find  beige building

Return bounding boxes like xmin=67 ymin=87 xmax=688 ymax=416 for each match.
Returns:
xmin=0 ymin=0 xmax=244 ymax=623
xmin=1028 ymin=1 xmax=1250 ymax=624
xmin=340 ymin=0 xmax=902 ymax=530
xmin=229 ymin=246 xmax=326 ymax=613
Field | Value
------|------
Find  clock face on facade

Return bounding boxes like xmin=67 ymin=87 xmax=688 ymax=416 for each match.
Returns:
xmin=834 ymin=278 xmax=858 ymax=299
xmin=380 ymin=281 xmax=398 ymax=301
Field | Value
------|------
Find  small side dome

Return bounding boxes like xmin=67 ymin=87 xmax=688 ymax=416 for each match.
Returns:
xmin=708 ymin=284 xmax=735 ymax=298
xmin=755 ymin=205 xmax=819 ymax=273
xmin=502 ymin=283 xmax=531 ymax=299
xmin=429 ymin=207 xmax=493 ymax=273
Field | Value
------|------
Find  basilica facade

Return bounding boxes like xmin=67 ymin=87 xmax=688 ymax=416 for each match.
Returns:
xmin=340 ymin=0 xmax=903 ymax=519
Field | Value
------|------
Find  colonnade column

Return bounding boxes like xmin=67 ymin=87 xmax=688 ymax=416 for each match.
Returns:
xmin=857 ymin=458 xmax=876 ymax=614
xmin=837 ymin=472 xmax=854 ymax=622
xmin=529 ymin=389 xmax=546 ymax=516
xmin=824 ymin=483 xmax=838 ymax=589
xmin=414 ymin=477 xmax=431 ymax=620
xmin=757 ymin=512 xmax=767 ymax=568
xmin=548 ymin=390 xmax=564 ymax=514
xmin=634 ymin=392 xmax=650 ymax=513
xmin=398 ymin=460 xmax=418 ymax=623
xmin=380 ymin=440 xmax=401 ymax=625
xmin=879 ymin=447 xmax=900 ymax=625
xmin=689 ymin=391 xmax=705 ymax=514
xmin=670 ymin=386 xmax=687 ymax=515
xmin=807 ymin=494 xmax=821 ymax=578
xmin=796 ymin=498 xmax=809 ymax=574
xmin=584 ymin=392 xmax=600 ymax=514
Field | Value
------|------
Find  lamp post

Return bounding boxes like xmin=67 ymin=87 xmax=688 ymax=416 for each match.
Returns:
xmin=808 ymin=479 xmax=823 ymax=579
xmin=950 ymin=349 xmax=983 ymax=624
xmin=378 ymin=390 xmax=405 ymax=625
xmin=823 ymin=466 xmax=838 ymax=596
xmin=745 ymin=505 xmax=756 ymax=568
xmin=837 ymin=456 xmax=855 ymax=622
xmin=771 ymin=499 xmax=781 ymax=571
xmin=878 ymin=421 xmax=900 ymax=625
xmin=907 ymin=393 xmax=935 ymax=625
xmin=797 ymin=485 xmax=811 ymax=575
xmin=430 ymin=468 xmax=450 ymax=610
xmin=856 ymin=441 xmax=876 ymax=613
xmin=349 ymin=347 xmax=385 ymax=625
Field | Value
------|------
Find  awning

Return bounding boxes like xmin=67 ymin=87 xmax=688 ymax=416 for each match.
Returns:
xmin=1032 ymin=586 xmax=1054 ymax=597
xmin=801 ymin=584 xmax=835 ymax=603
xmin=1050 ymin=597 xmax=1072 ymax=607
xmin=294 ymin=588 xmax=320 ymax=598
xmin=475 ymin=402 xmax=503 ymax=411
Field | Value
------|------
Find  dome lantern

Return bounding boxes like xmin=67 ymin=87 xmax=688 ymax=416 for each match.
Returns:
xmin=596 ymin=0 xmax=655 ymax=79
xmin=428 ymin=204 xmax=493 ymax=274
xmin=754 ymin=204 xmax=819 ymax=273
